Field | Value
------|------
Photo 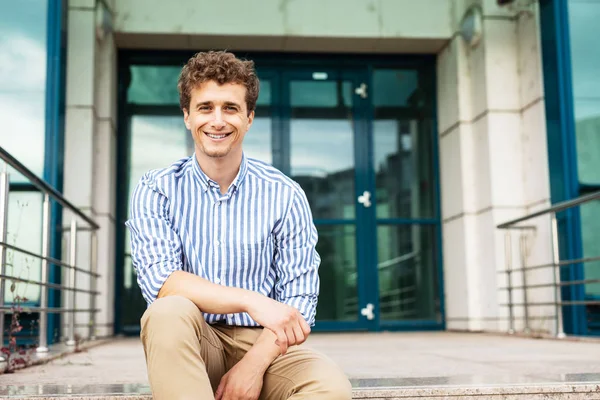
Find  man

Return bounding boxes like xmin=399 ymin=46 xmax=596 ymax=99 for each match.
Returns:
xmin=126 ymin=51 xmax=352 ymax=400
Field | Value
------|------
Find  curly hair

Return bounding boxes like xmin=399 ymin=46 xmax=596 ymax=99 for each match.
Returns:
xmin=178 ymin=51 xmax=259 ymax=115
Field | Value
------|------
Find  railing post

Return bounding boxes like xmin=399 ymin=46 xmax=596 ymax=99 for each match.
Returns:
xmin=36 ymin=194 xmax=51 ymax=353
xmin=550 ymin=213 xmax=566 ymax=338
xmin=504 ymin=231 xmax=515 ymax=334
xmin=0 ymin=169 xmax=9 ymax=357
xmin=89 ymin=231 xmax=97 ymax=340
xmin=66 ymin=219 xmax=77 ymax=346
xmin=519 ymin=233 xmax=531 ymax=334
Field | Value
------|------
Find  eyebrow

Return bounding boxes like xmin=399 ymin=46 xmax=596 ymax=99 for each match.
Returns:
xmin=195 ymin=101 xmax=241 ymax=109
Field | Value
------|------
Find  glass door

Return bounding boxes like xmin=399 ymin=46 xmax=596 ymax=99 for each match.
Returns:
xmin=281 ymin=69 xmax=375 ymax=330
xmin=369 ymin=67 xmax=442 ymax=329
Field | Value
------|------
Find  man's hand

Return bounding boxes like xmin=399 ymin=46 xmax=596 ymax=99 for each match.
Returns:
xmin=215 ymin=358 xmax=264 ymax=400
xmin=245 ymin=295 xmax=311 ymax=355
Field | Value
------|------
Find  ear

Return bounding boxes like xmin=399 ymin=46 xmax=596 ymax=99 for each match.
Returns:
xmin=247 ymin=110 xmax=255 ymax=128
xmin=183 ymin=108 xmax=191 ymax=130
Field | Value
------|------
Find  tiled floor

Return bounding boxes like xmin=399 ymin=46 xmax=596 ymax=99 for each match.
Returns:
xmin=1 ymin=332 xmax=600 ymax=398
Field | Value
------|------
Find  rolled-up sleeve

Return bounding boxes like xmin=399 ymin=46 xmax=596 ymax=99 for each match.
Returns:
xmin=273 ymin=188 xmax=321 ymax=326
xmin=125 ymin=175 xmax=183 ymax=305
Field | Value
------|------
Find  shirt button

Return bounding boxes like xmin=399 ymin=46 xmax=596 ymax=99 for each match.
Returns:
xmin=215 ymin=240 xmax=220 ymax=246
xmin=216 ymin=201 xmax=220 ymax=206
xmin=215 ymin=278 xmax=221 ymax=284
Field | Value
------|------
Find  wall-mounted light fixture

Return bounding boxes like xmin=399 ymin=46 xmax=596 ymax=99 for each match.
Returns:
xmin=459 ymin=6 xmax=483 ymax=48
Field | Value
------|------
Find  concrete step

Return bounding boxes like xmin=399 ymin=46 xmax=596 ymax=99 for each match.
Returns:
xmin=1 ymin=382 xmax=599 ymax=399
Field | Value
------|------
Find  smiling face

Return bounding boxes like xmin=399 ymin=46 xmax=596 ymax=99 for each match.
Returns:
xmin=183 ymin=80 xmax=254 ymax=161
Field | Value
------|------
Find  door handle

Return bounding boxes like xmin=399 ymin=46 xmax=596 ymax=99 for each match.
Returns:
xmin=361 ymin=303 xmax=375 ymax=320
xmin=355 ymin=83 xmax=368 ymax=99
xmin=357 ymin=191 xmax=371 ymax=208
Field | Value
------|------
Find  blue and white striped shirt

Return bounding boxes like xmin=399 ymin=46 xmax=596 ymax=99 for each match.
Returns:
xmin=125 ymin=154 xmax=320 ymax=326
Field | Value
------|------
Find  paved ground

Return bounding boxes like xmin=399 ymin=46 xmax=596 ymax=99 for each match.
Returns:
xmin=3 ymin=331 xmax=600 ymax=387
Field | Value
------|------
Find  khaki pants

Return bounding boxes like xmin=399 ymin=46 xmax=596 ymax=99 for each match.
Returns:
xmin=140 ymin=296 xmax=352 ymax=400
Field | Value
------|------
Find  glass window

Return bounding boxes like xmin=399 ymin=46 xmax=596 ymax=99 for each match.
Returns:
xmin=0 ymin=1 xmax=49 ymax=182
xmin=128 ymin=66 xmax=181 ymax=105
xmin=580 ymin=201 xmax=600 ymax=298
xmin=373 ymin=69 xmax=418 ymax=107
xmin=372 ymin=69 xmax=435 ymax=219
xmin=568 ymin=0 xmax=600 ymax=185
xmin=4 ymin=192 xmax=44 ymax=304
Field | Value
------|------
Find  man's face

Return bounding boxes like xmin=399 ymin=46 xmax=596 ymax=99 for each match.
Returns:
xmin=183 ymin=80 xmax=254 ymax=160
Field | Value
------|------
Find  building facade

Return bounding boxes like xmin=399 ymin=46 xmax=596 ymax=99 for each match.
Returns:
xmin=1 ymin=0 xmax=598 ymax=342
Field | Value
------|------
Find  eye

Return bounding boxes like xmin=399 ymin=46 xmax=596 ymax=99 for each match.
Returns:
xmin=198 ymin=105 xmax=211 ymax=111
xmin=225 ymin=106 xmax=237 ymax=111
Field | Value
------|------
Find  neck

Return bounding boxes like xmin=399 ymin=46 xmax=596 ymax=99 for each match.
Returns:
xmin=195 ymin=148 xmax=242 ymax=195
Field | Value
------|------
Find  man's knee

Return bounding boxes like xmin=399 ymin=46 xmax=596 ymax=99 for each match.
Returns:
xmin=294 ymin=356 xmax=352 ymax=399
xmin=141 ymin=296 xmax=201 ymax=337
xmin=318 ymin=368 xmax=352 ymax=400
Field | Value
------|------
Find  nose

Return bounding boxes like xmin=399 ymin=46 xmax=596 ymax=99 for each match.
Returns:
xmin=210 ymin=108 xmax=226 ymax=130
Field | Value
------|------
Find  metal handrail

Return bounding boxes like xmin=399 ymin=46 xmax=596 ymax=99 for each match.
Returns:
xmin=496 ymin=191 xmax=600 ymax=338
xmin=0 ymin=146 xmax=98 ymax=230
xmin=497 ymin=191 xmax=600 ymax=229
xmin=0 ymin=146 xmax=101 ymax=362
xmin=0 ymin=275 xmax=101 ymax=295
xmin=0 ymin=241 xmax=101 ymax=278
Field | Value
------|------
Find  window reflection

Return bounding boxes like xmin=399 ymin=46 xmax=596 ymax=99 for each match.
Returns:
xmin=373 ymin=69 xmax=434 ymax=219
xmin=129 ymin=115 xmax=190 ymax=200
xmin=568 ymin=0 xmax=600 ymax=185
xmin=377 ymin=225 xmax=438 ymax=321
xmin=4 ymin=192 xmax=43 ymax=303
xmin=0 ymin=1 xmax=48 ymax=182
xmin=128 ymin=66 xmax=181 ymax=105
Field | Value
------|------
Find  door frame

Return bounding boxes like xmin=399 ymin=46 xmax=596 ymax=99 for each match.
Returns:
xmin=115 ymin=51 xmax=445 ymax=334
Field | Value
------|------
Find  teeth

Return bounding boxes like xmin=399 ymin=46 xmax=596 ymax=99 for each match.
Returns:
xmin=207 ymin=133 xmax=229 ymax=139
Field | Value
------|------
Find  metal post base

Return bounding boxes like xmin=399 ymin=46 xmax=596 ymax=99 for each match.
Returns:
xmin=65 ymin=339 xmax=76 ymax=346
xmin=36 ymin=346 xmax=49 ymax=354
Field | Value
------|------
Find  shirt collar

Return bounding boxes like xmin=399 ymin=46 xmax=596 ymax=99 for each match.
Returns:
xmin=192 ymin=153 xmax=249 ymax=192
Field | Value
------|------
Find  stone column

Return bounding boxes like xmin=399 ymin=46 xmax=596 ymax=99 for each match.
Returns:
xmin=437 ymin=0 xmax=554 ymax=333
xmin=62 ymin=0 xmax=117 ymax=340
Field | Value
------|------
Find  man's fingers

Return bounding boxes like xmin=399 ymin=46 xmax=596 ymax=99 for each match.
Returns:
xmin=275 ymin=329 xmax=288 ymax=355
xmin=215 ymin=381 xmax=225 ymax=400
xmin=300 ymin=317 xmax=311 ymax=337
xmin=292 ymin=323 xmax=305 ymax=346
xmin=285 ymin=326 xmax=297 ymax=346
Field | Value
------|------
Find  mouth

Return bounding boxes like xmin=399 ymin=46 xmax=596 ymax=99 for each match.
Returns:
xmin=204 ymin=132 xmax=233 ymax=140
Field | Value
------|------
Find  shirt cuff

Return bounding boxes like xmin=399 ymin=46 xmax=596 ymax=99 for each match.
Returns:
xmin=281 ymin=295 xmax=318 ymax=326
xmin=136 ymin=263 xmax=181 ymax=305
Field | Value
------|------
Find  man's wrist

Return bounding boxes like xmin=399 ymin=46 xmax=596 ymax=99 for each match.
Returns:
xmin=240 ymin=290 xmax=262 ymax=314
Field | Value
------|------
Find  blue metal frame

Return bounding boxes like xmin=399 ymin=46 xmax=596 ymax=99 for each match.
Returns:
xmin=115 ymin=51 xmax=445 ymax=334
xmin=539 ymin=0 xmax=586 ymax=335
xmin=43 ymin=0 xmax=67 ymax=345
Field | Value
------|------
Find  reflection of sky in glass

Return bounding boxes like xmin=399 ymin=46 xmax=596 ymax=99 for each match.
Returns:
xmin=568 ymin=0 xmax=600 ymax=184
xmin=0 ymin=1 xmax=48 ymax=182
xmin=129 ymin=116 xmax=190 ymax=202
xmin=290 ymin=119 xmax=353 ymax=177
xmin=128 ymin=66 xmax=181 ymax=105
xmin=244 ymin=117 xmax=272 ymax=163
xmin=290 ymin=81 xmax=352 ymax=107
xmin=373 ymin=120 xmax=399 ymax=170
xmin=4 ymin=192 xmax=43 ymax=303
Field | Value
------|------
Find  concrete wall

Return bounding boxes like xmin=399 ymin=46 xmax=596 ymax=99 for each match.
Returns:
xmin=437 ymin=0 xmax=556 ymax=334
xmin=113 ymin=0 xmax=452 ymax=53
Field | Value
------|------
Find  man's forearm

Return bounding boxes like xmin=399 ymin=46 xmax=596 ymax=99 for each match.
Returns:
xmin=158 ymin=270 xmax=258 ymax=315
xmin=240 ymin=329 xmax=282 ymax=373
